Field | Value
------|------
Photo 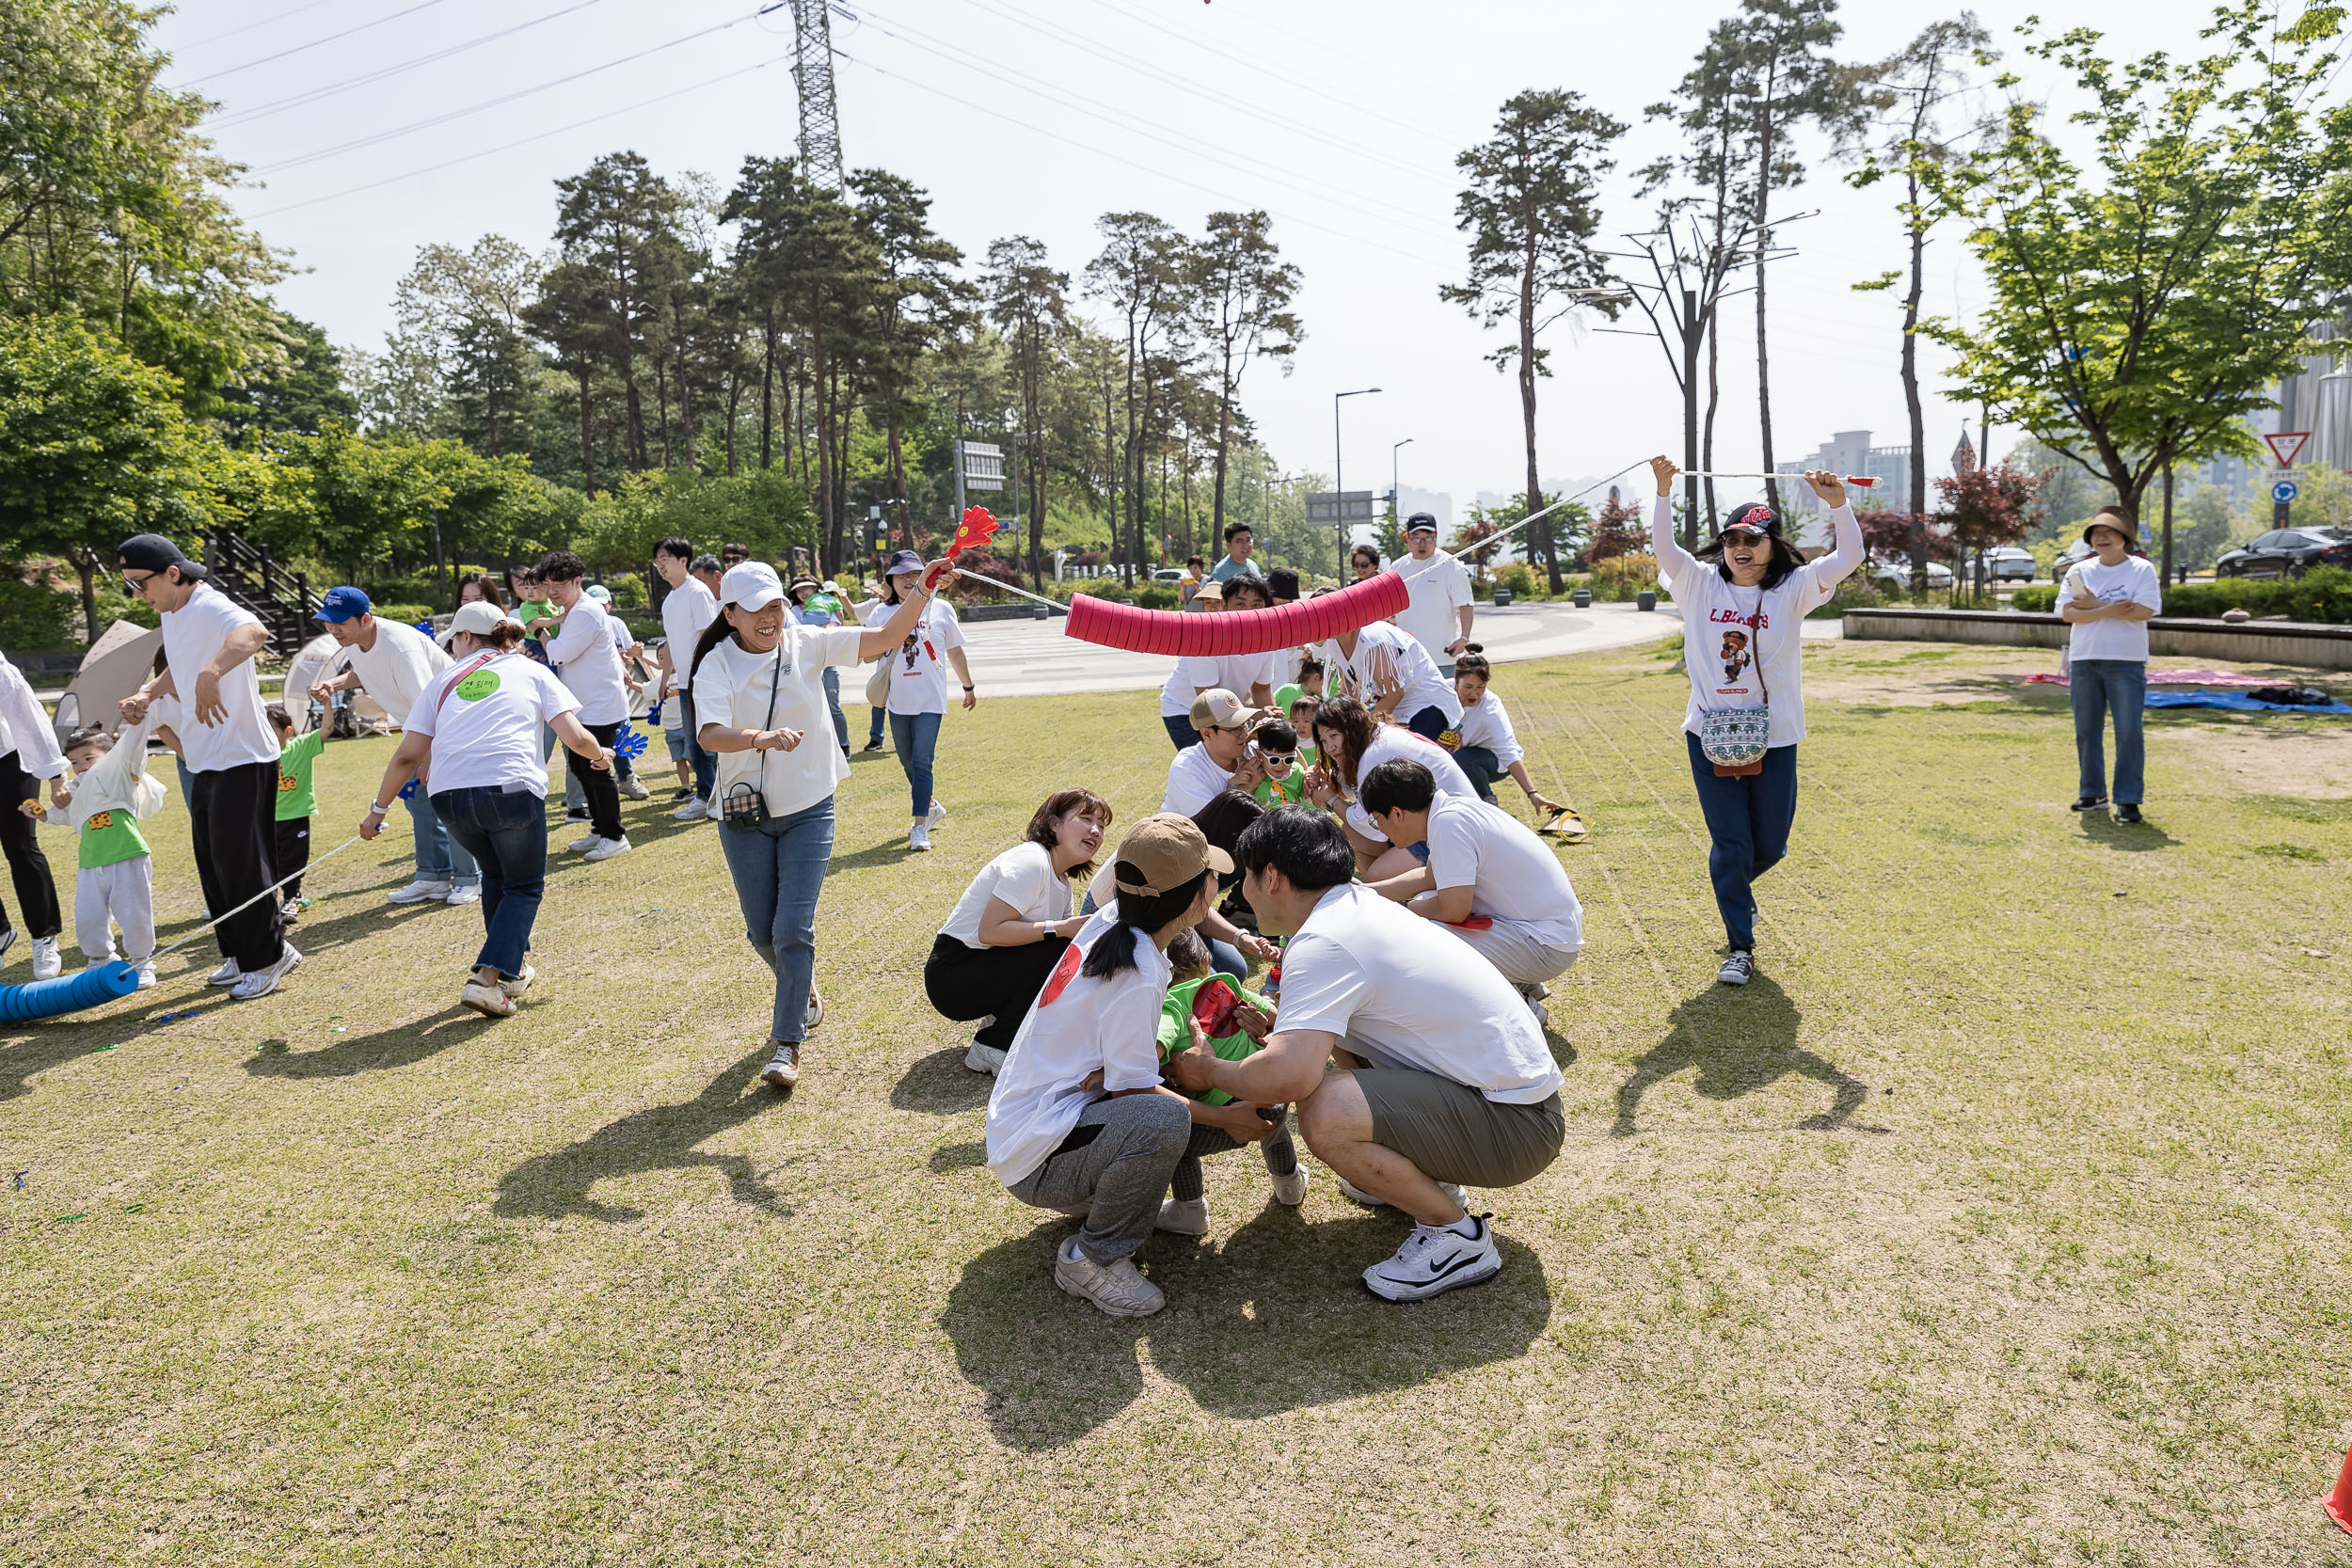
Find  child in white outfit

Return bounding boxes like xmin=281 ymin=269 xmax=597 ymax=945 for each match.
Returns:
xmin=20 ymin=721 xmax=167 ymax=989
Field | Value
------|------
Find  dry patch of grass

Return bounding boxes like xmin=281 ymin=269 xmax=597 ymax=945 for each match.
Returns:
xmin=5 ymin=643 xmax=2350 ymax=1565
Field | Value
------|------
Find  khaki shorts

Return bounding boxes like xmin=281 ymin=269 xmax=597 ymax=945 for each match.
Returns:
xmin=1352 ymin=1069 xmax=1565 ymax=1188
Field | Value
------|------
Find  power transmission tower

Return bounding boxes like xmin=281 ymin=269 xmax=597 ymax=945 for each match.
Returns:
xmin=789 ymin=0 xmax=845 ymax=190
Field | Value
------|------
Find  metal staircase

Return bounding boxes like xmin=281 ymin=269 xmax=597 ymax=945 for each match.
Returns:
xmin=202 ymin=529 xmax=317 ymax=657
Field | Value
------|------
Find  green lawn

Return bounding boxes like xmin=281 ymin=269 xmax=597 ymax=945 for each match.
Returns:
xmin=5 ymin=641 xmax=2349 ymax=1564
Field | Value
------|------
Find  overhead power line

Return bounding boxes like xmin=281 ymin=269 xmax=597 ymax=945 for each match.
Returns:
xmin=183 ymin=0 xmax=459 ymax=85
xmin=175 ymin=0 xmax=341 ymax=51
xmin=252 ymin=8 xmax=766 ymax=176
xmin=246 ymin=52 xmax=792 ymax=218
xmin=215 ymin=0 xmax=613 ymax=129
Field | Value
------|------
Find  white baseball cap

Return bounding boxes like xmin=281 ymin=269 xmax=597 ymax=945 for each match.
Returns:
xmin=720 ymin=561 xmax=787 ymax=611
xmin=438 ymin=599 xmax=516 ymax=650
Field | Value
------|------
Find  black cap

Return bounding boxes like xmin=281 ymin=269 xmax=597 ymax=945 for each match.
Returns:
xmin=1405 ymin=511 xmax=1438 ymax=534
xmin=117 ymin=533 xmax=207 ymax=581
xmin=1720 ymin=502 xmax=1781 ymax=540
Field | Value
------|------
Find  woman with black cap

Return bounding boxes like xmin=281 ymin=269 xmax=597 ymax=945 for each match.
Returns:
xmin=862 ymin=548 xmax=974 ymax=852
xmin=1648 ymin=456 xmax=1862 ymax=988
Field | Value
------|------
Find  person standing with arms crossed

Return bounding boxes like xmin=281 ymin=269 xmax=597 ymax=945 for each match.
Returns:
xmin=2060 ymin=508 xmax=2162 ymax=823
xmin=117 ymin=533 xmax=300 ymax=1000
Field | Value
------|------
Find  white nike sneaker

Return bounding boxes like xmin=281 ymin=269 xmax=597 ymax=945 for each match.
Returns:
xmin=673 ymin=799 xmax=709 ymax=822
xmin=387 ymin=879 xmax=454 ymax=905
xmin=583 ymin=834 xmax=632 ymax=863
xmin=206 ymin=958 xmax=242 ymax=988
xmin=445 ymin=883 xmax=482 ymax=906
xmin=31 ymin=936 xmax=61 ymax=980
xmin=1155 ymin=1196 xmax=1210 ymax=1235
xmin=567 ymin=833 xmax=601 ymax=853
xmin=909 ymin=822 xmax=931 ymax=851
xmin=1361 ymin=1214 xmax=1502 ymax=1303
xmin=926 ymin=800 xmax=949 ymax=826
xmin=229 ymin=943 xmax=301 ymax=1002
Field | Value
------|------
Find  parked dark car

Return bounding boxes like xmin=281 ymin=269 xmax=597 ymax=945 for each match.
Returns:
xmin=2216 ymin=528 xmax=2352 ymax=578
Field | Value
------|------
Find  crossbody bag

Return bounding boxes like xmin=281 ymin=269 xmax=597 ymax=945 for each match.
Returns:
xmin=720 ymin=640 xmax=789 ymax=831
xmin=1695 ymin=594 xmax=1772 ymax=777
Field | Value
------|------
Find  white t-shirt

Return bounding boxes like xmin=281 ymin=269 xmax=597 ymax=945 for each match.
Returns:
xmin=1652 ymin=494 xmax=1863 ymax=748
xmin=1322 ymin=622 xmax=1462 ymax=727
xmin=1454 ymin=690 xmax=1523 ymax=768
xmin=1157 ymin=649 xmax=1279 ymax=719
xmin=405 ymin=653 xmax=581 ymax=797
xmin=2062 ymin=555 xmax=2164 ymax=662
xmin=1425 ymin=794 xmax=1583 ymax=951
xmin=333 ymin=618 xmax=450 ymax=726
xmin=985 ymin=909 xmax=1172 ymax=1186
xmin=1276 ymin=882 xmax=1561 ymax=1104
xmin=160 ymin=584 xmax=279 ymax=774
xmin=543 ymin=592 xmax=629 ymax=725
xmin=1394 ymin=552 xmax=1473 ymax=658
xmin=865 ymin=597 xmax=966 ymax=716
xmin=940 ymin=839 xmax=1073 ymax=948
xmin=1163 ymin=743 xmax=1237 ymax=818
xmin=660 ymin=578 xmax=719 ymax=696
xmin=1340 ymin=724 xmax=1479 ymax=843
xmin=691 ymin=624 xmax=864 ymax=818
xmin=0 ymin=654 xmax=66 ymax=779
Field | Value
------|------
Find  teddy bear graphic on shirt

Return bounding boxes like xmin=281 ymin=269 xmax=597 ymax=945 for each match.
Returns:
xmin=1718 ymin=628 xmax=1754 ymax=684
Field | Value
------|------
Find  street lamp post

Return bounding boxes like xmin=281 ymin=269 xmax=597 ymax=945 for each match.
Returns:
xmin=1390 ymin=437 xmax=1415 ymax=544
xmin=1335 ymin=387 xmax=1381 ymax=579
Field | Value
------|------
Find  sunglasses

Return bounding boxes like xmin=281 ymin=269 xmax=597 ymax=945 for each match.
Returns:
xmin=121 ymin=571 xmax=159 ymax=594
xmin=1259 ymin=752 xmax=1298 ymax=771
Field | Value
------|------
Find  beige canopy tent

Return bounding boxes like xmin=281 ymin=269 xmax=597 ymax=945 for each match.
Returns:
xmin=47 ymin=620 xmax=162 ymax=747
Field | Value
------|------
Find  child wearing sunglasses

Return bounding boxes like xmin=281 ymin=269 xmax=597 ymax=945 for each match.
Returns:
xmin=1248 ymin=719 xmax=1310 ymax=809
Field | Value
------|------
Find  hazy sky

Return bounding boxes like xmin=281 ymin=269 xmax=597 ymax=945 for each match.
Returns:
xmin=157 ymin=0 xmax=2233 ymax=511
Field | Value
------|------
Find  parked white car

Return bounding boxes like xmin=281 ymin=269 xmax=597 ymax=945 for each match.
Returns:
xmin=1985 ymin=546 xmax=2037 ymax=581
xmin=1867 ymin=558 xmax=1955 ymax=593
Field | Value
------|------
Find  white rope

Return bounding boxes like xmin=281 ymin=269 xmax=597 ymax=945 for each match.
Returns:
xmin=949 ymin=568 xmax=1069 ymax=611
xmin=1435 ymin=458 xmax=1650 ymax=565
xmin=153 ymin=832 xmax=368 ymax=958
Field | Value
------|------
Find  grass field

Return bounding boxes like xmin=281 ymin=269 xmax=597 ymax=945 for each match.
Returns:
xmin=5 ymin=639 xmax=2350 ymax=1565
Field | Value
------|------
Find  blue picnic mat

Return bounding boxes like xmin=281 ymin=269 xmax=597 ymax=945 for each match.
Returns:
xmin=2144 ymin=690 xmax=2352 ymax=716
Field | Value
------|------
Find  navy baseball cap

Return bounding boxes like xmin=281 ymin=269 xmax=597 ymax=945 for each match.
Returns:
xmin=317 ymin=585 xmax=373 ymax=623
xmin=883 ymin=548 xmax=925 ymax=578
xmin=117 ymin=533 xmax=207 ymax=581
xmin=1405 ymin=512 xmax=1438 ymax=535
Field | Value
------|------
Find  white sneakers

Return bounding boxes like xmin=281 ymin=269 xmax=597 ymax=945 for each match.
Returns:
xmin=964 ymin=1040 xmax=1006 ymax=1075
xmin=500 ymin=962 xmax=536 ymax=996
xmin=1155 ymin=1196 xmax=1210 ymax=1235
xmin=460 ymin=980 xmax=516 ymax=1018
xmin=909 ymin=822 xmax=932 ymax=852
xmin=229 ymin=943 xmax=300 ymax=1002
xmin=1338 ymin=1176 xmax=1468 ymax=1212
xmin=30 ymin=936 xmax=61 ymax=980
xmin=926 ymin=800 xmax=949 ymax=826
xmin=1361 ymin=1214 xmax=1502 ymax=1303
xmin=567 ymin=832 xmax=601 ymax=853
xmin=206 ymin=957 xmax=242 ymax=988
xmin=446 ymin=883 xmax=481 ymax=906
xmin=673 ymin=798 xmax=710 ymax=823
xmin=761 ymin=1042 xmax=801 ymax=1089
xmin=1054 ymin=1237 xmax=1165 ymax=1318
xmin=582 ymin=835 xmax=632 ymax=863
xmin=388 ymin=879 xmax=454 ymax=905
xmin=134 ymin=960 xmax=156 ymax=990
xmin=1268 ymin=1164 xmax=1310 ymax=1206
xmin=620 ymin=775 xmax=650 ymax=800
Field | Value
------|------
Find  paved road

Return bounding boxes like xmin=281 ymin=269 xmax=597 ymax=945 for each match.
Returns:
xmin=951 ymin=598 xmax=1702 ymax=700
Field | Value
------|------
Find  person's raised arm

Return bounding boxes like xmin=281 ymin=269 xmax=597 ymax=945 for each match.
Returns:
xmin=1648 ymin=454 xmax=1706 ymax=581
xmin=1803 ymin=469 xmax=1865 ymax=586
xmin=852 ymin=561 xmax=954 ymax=661
xmin=119 ymin=665 xmax=175 ymax=724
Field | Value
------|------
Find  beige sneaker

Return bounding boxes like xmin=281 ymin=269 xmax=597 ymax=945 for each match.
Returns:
xmin=499 ymin=963 xmax=537 ymax=998
xmin=761 ymin=1042 xmax=801 ymax=1089
xmin=1155 ymin=1196 xmax=1209 ymax=1235
xmin=460 ymin=980 xmax=516 ymax=1018
xmin=1053 ymin=1238 xmax=1166 ymax=1318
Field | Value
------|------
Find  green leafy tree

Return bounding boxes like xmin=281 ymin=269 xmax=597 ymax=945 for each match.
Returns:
xmin=1087 ymin=213 xmax=1187 ymax=583
xmin=1186 ymin=211 xmax=1302 ymax=544
xmin=983 ymin=235 xmax=1069 ymax=587
xmin=0 ymin=314 xmax=212 ymax=640
xmin=215 ymin=311 xmax=358 ymax=440
xmin=553 ymin=153 xmax=683 ymax=473
xmin=1923 ymin=2 xmax=2352 ymax=581
xmin=1441 ymin=88 xmax=1626 ymax=594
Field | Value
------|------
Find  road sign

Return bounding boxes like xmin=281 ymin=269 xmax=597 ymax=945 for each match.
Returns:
xmin=1304 ymin=490 xmax=1377 ymax=526
xmin=2264 ymin=430 xmax=2312 ymax=467
xmin=2274 ymin=480 xmax=2299 ymax=504
xmin=959 ymin=440 xmax=1004 ymax=492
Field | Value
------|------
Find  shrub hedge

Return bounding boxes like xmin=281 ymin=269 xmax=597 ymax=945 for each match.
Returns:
xmin=2011 ymin=566 xmax=2352 ymax=623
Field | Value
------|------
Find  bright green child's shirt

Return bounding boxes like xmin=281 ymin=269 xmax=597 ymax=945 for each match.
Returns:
xmin=276 ymin=728 xmax=324 ymax=820
xmin=1155 ymin=974 xmax=1272 ymax=1107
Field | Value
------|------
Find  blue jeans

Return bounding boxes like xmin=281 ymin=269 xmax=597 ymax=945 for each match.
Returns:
xmin=675 ymin=691 xmax=719 ymax=798
xmin=822 ymin=666 xmax=848 ymax=752
xmin=717 ymin=796 xmax=836 ymax=1042
xmin=1685 ymin=733 xmax=1798 ymax=954
xmin=1163 ymin=713 xmax=1199 ymax=751
xmin=889 ymin=710 xmax=943 ymax=821
xmin=407 ymin=784 xmax=479 ymax=887
xmin=866 ymin=703 xmax=887 ymax=747
xmin=2071 ymin=658 xmax=2146 ymax=804
xmin=433 ymin=786 xmax=546 ymax=980
xmin=1454 ymin=744 xmax=1501 ymax=802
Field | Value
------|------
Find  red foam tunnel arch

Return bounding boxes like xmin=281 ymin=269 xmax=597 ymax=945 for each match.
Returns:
xmin=1061 ymin=570 xmax=1411 ymax=657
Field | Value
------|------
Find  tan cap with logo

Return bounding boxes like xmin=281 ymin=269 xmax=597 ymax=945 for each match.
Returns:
xmin=1188 ymin=688 xmax=1250 ymax=732
xmin=1111 ymin=813 xmax=1233 ymax=897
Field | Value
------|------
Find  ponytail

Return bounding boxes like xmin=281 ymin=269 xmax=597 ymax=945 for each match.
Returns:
xmin=685 ymin=612 xmax=739 ymax=687
xmin=1079 ymin=868 xmax=1213 ymax=980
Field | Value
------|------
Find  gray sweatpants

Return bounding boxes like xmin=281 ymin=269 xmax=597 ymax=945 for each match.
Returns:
xmin=1006 ymin=1094 xmax=1191 ymax=1265
xmin=75 ymin=856 xmax=154 ymax=965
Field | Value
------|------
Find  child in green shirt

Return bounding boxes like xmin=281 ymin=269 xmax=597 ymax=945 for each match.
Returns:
xmin=1248 ymin=718 xmax=1310 ymax=810
xmin=24 ymin=722 xmax=166 ymax=987
xmin=270 ymin=705 xmax=326 ymax=922
xmin=1152 ymin=931 xmax=1307 ymax=1227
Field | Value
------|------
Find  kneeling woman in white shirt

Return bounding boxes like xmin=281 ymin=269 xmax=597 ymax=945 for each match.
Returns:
xmin=926 ymin=787 xmax=1111 ymax=1076
xmin=693 ymin=559 xmax=946 ymax=1090
xmin=1306 ymin=695 xmax=1479 ymax=875
xmin=1647 ymin=455 xmax=1861 ymax=989
xmin=985 ymin=814 xmax=1275 ymax=1319
xmin=361 ymin=601 xmax=616 ymax=1020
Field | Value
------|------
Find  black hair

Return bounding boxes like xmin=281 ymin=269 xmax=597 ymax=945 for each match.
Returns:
xmin=1266 ymin=566 xmax=1299 ymax=603
xmin=1453 ymin=642 xmax=1490 ymax=681
xmin=537 ymin=549 xmax=586 ymax=584
xmin=1692 ymin=523 xmax=1801 ymax=591
xmin=1253 ymin=718 xmax=1298 ymax=753
xmin=266 ymin=704 xmax=294 ymax=732
xmin=1234 ymin=805 xmax=1355 ymax=894
xmin=1165 ymin=928 xmax=1212 ymax=981
xmin=1081 ymin=867 xmax=1214 ymax=980
xmin=655 ymin=536 xmax=694 ymax=563
xmin=723 ymin=541 xmax=750 ymax=559
xmin=1224 ymin=522 xmax=1252 ymax=543
xmin=64 ymin=724 xmax=115 ymax=754
xmin=1223 ymin=573 xmax=1270 ymax=610
xmin=1296 ymin=655 xmax=1323 ymax=679
xmin=1360 ymin=757 xmax=1436 ymax=818
xmin=1349 ymin=543 xmax=1380 ymax=569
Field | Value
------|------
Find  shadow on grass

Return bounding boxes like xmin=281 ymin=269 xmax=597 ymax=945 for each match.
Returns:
xmin=0 ymin=986 xmax=233 ymax=1102
xmin=892 ymin=1046 xmax=993 ymax=1114
xmin=942 ymin=1203 xmax=1551 ymax=1449
xmin=244 ymin=1004 xmax=493 ymax=1080
xmin=493 ymin=1046 xmax=788 ymax=1222
xmin=1612 ymin=976 xmax=1878 ymax=1136
xmin=2077 ymin=812 xmax=2179 ymax=851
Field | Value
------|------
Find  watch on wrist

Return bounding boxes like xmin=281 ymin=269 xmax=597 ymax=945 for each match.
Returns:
xmin=961 ymin=683 xmax=975 ymax=691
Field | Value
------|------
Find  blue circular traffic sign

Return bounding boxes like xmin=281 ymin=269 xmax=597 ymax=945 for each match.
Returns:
xmin=2274 ymin=480 xmax=2299 ymax=503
